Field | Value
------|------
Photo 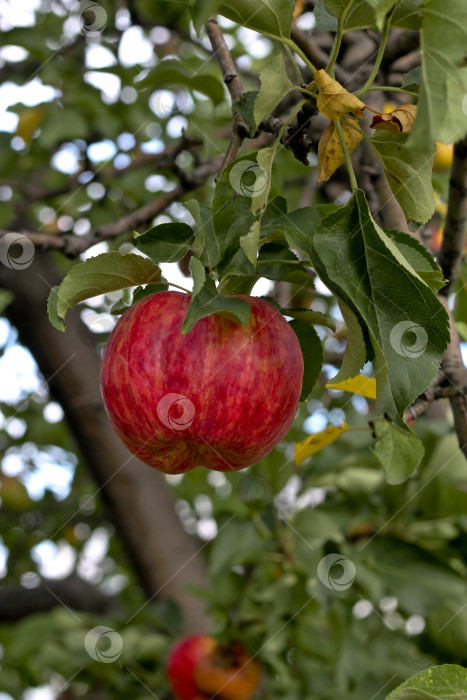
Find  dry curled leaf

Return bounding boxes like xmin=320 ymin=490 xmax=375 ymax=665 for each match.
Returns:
xmin=318 ymin=120 xmax=364 ymax=183
xmin=370 ymin=104 xmax=417 ymax=134
xmin=314 ymin=69 xmax=365 ymax=121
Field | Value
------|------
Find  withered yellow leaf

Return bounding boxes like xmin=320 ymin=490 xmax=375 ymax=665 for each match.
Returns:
xmin=16 ymin=106 xmax=46 ymax=144
xmin=295 ymin=422 xmax=349 ymax=466
xmin=326 ymin=375 xmax=376 ymax=400
xmin=293 ymin=0 xmax=305 ymax=18
xmin=318 ymin=120 xmax=364 ymax=183
xmin=314 ymin=69 xmax=365 ymax=121
xmin=370 ymin=104 xmax=417 ymax=134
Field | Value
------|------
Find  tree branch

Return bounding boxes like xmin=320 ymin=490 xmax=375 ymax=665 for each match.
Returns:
xmin=0 ymin=157 xmax=221 ymax=257
xmin=436 ymin=136 xmax=467 ymax=457
xmin=437 ymin=137 xmax=467 ymax=293
xmin=0 ymin=574 xmax=115 ymax=622
xmin=205 ymin=17 xmax=248 ymax=174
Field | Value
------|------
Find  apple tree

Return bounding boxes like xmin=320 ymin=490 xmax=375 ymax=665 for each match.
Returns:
xmin=0 ymin=0 xmax=467 ymax=698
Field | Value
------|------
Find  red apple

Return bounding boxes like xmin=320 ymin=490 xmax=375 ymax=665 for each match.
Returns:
xmin=166 ymin=635 xmax=261 ymax=700
xmin=100 ymin=291 xmax=303 ymax=474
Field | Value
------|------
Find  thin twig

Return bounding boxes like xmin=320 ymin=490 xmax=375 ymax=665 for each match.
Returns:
xmin=205 ymin=17 xmax=248 ymax=175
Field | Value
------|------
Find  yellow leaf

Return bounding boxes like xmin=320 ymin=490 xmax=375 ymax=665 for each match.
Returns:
xmin=314 ymin=70 xmax=365 ymax=121
xmin=15 ymin=106 xmax=46 ymax=144
xmin=326 ymin=375 xmax=376 ymax=399
xmin=318 ymin=120 xmax=364 ymax=183
xmin=293 ymin=0 xmax=305 ymax=18
xmin=433 ymin=141 xmax=453 ymax=172
xmin=370 ymin=104 xmax=417 ymax=134
xmin=295 ymin=422 xmax=349 ymax=466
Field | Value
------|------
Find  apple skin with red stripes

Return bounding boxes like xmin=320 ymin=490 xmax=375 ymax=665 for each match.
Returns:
xmin=100 ymin=291 xmax=303 ymax=474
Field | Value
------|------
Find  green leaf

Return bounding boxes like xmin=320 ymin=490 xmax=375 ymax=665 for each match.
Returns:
xmin=362 ymin=539 xmax=467 ymax=613
xmin=371 ymin=418 xmax=425 ymax=484
xmin=427 ymin=603 xmax=467 ymax=657
xmin=47 ymin=253 xmax=161 ymax=331
xmin=386 ymin=229 xmax=445 ymax=292
xmin=390 ymin=0 xmax=423 ymax=30
xmin=322 ymin=0 xmax=376 ymax=31
xmin=234 ymin=91 xmax=259 ymax=136
xmin=256 ymin=243 xmax=315 ymax=287
xmin=181 ymin=258 xmax=251 ymax=333
xmin=312 ymin=191 xmax=450 ymax=428
xmin=364 ymin=0 xmax=396 ymax=29
xmin=183 ymin=200 xmax=221 ymax=269
xmin=253 ymin=48 xmax=295 ymax=130
xmin=386 ymin=665 xmax=467 ymax=700
xmin=402 ymin=66 xmax=422 ymax=87
xmin=409 ymin=0 xmax=467 ymax=149
xmin=212 ymin=153 xmax=258 ymax=274
xmin=314 ymin=0 xmax=338 ymax=31
xmin=330 ymin=299 xmax=369 ymax=382
xmin=369 ymin=131 xmax=436 ymax=225
xmin=135 ymin=222 xmax=195 ymax=263
xmin=289 ymin=321 xmax=324 ymax=401
xmin=288 ymin=508 xmax=343 ymax=575
xmin=240 ymin=220 xmax=261 ymax=266
xmin=252 ymin=146 xmax=275 ymax=216
xmin=209 ymin=519 xmax=267 ymax=577
xmin=218 ymin=0 xmax=294 ymax=39
xmin=47 ymin=286 xmax=65 ymax=332
xmin=190 ymin=0 xmax=221 ymax=34
xmin=137 ymin=59 xmax=225 ymax=105
xmin=262 ymin=296 xmax=334 ymax=330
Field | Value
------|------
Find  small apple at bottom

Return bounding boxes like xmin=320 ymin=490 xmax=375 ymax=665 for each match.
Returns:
xmin=100 ymin=292 xmax=304 ymax=474
xmin=167 ymin=635 xmax=261 ymax=700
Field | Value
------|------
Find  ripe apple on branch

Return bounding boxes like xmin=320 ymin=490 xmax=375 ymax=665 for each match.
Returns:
xmin=100 ymin=291 xmax=304 ymax=474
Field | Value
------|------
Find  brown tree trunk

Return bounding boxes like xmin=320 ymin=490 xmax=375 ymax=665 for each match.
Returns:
xmin=0 ymin=252 xmax=209 ymax=634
